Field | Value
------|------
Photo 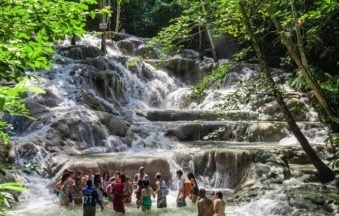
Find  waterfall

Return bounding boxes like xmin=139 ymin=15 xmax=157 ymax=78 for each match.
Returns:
xmin=9 ymin=34 xmax=336 ymax=216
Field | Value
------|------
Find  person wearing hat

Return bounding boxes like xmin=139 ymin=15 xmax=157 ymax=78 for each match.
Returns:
xmin=153 ymin=172 xmax=168 ymax=208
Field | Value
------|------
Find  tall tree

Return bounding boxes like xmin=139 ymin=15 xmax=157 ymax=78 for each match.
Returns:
xmin=114 ymin=0 xmax=129 ymax=33
xmin=238 ymin=0 xmax=335 ymax=182
xmin=266 ymin=0 xmax=338 ymax=121
xmin=199 ymin=0 xmax=218 ymax=62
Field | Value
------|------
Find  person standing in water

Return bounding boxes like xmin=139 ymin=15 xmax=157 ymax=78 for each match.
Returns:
xmin=82 ymin=180 xmax=104 ymax=216
xmin=197 ymin=188 xmax=213 ymax=216
xmin=154 ymin=172 xmax=168 ymax=208
xmin=123 ymin=176 xmax=133 ymax=203
xmin=55 ymin=172 xmax=70 ymax=206
xmin=176 ymin=170 xmax=186 ymax=207
xmin=187 ymin=172 xmax=199 ymax=204
xmin=133 ymin=167 xmax=148 ymax=189
xmin=140 ymin=180 xmax=155 ymax=211
xmin=72 ymin=177 xmax=83 ymax=205
xmin=112 ymin=174 xmax=126 ymax=214
xmin=213 ymin=191 xmax=226 ymax=216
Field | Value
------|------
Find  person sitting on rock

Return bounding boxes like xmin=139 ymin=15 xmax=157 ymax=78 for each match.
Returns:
xmin=197 ymin=188 xmax=213 ymax=216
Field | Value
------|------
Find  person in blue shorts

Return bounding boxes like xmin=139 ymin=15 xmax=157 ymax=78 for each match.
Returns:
xmin=82 ymin=180 xmax=104 ymax=216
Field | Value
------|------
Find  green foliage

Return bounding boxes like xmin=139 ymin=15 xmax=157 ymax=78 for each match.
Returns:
xmin=327 ymin=133 xmax=339 ymax=169
xmin=0 ymin=80 xmax=45 ymax=145
xmin=0 ymin=1 xmax=95 ymax=213
xmin=126 ymin=56 xmax=142 ymax=71
xmin=0 ymin=0 xmax=97 ymax=82
xmin=189 ymin=63 xmax=234 ymax=100
xmin=0 ymin=182 xmax=26 ymax=211
xmin=151 ymin=0 xmax=219 ymax=55
xmin=121 ymin=0 xmax=181 ymax=37
xmin=320 ymin=73 xmax=339 ymax=108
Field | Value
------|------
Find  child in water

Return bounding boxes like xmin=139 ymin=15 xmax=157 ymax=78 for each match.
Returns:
xmin=139 ymin=180 xmax=155 ymax=211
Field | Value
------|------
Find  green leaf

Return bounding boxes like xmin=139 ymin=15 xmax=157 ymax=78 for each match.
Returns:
xmin=0 ymin=182 xmax=26 ymax=192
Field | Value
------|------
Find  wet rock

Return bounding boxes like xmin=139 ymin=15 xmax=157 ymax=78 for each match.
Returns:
xmin=175 ymin=49 xmax=200 ymax=59
xmin=62 ymin=155 xmax=171 ymax=188
xmin=116 ymin=40 xmax=136 ymax=56
xmin=247 ymin=123 xmax=288 ymax=142
xmin=78 ymin=90 xmax=109 ymax=112
xmin=147 ymin=58 xmax=216 ymax=84
xmin=174 ymin=148 xmax=252 ymax=189
xmin=96 ymin=111 xmax=129 ymax=137
xmin=59 ymin=45 xmax=103 ymax=60
xmin=136 ymin=45 xmax=159 ymax=59
xmin=110 ymin=32 xmax=134 ymax=41
xmin=138 ymin=110 xmax=256 ymax=122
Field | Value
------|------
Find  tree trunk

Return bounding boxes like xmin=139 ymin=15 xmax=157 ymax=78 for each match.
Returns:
xmin=199 ymin=0 xmax=218 ymax=62
xmin=239 ymin=0 xmax=335 ymax=183
xmin=268 ymin=6 xmax=336 ymax=120
xmin=115 ymin=1 xmax=121 ymax=33
xmin=101 ymin=31 xmax=107 ymax=54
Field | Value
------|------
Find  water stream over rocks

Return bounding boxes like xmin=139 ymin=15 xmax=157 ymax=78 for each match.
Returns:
xmin=6 ymin=34 xmax=338 ymax=216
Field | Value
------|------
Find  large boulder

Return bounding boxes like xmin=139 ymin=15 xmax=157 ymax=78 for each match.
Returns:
xmin=136 ymin=45 xmax=160 ymax=59
xmin=96 ymin=111 xmax=130 ymax=137
xmin=59 ymin=45 xmax=103 ymax=60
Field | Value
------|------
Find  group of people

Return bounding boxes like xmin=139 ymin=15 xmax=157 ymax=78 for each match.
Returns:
xmin=53 ymin=167 xmax=225 ymax=216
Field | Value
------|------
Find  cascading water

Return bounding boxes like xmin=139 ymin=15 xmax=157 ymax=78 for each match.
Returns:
xmin=9 ymin=34 xmax=338 ymax=216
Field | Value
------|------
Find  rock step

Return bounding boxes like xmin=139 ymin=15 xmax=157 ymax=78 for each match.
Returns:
xmin=56 ymin=154 xmax=171 ymax=187
xmin=136 ymin=109 xmax=257 ymax=122
xmin=158 ymin=120 xmax=324 ymax=142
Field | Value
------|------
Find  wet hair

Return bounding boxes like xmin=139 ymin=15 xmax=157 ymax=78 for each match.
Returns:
xmin=138 ymin=179 xmax=144 ymax=188
xmin=188 ymin=172 xmax=198 ymax=188
xmin=114 ymin=171 xmax=120 ymax=176
xmin=176 ymin=170 xmax=183 ymax=177
xmin=155 ymin=172 xmax=162 ymax=179
xmin=143 ymin=180 xmax=150 ymax=187
xmin=63 ymin=169 xmax=69 ymax=174
xmin=198 ymin=188 xmax=206 ymax=197
xmin=187 ymin=172 xmax=195 ymax=179
xmin=216 ymin=191 xmax=223 ymax=199
xmin=94 ymin=173 xmax=101 ymax=186
xmin=102 ymin=171 xmax=110 ymax=181
xmin=87 ymin=180 xmax=93 ymax=187
xmin=61 ymin=172 xmax=70 ymax=184
xmin=120 ymin=174 xmax=126 ymax=183
xmin=75 ymin=177 xmax=82 ymax=185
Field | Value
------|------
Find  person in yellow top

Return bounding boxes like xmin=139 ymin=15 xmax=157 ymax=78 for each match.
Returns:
xmin=213 ymin=191 xmax=226 ymax=216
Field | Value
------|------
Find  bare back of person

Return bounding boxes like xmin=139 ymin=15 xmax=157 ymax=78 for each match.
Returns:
xmin=213 ymin=198 xmax=226 ymax=216
xmin=198 ymin=197 xmax=213 ymax=216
